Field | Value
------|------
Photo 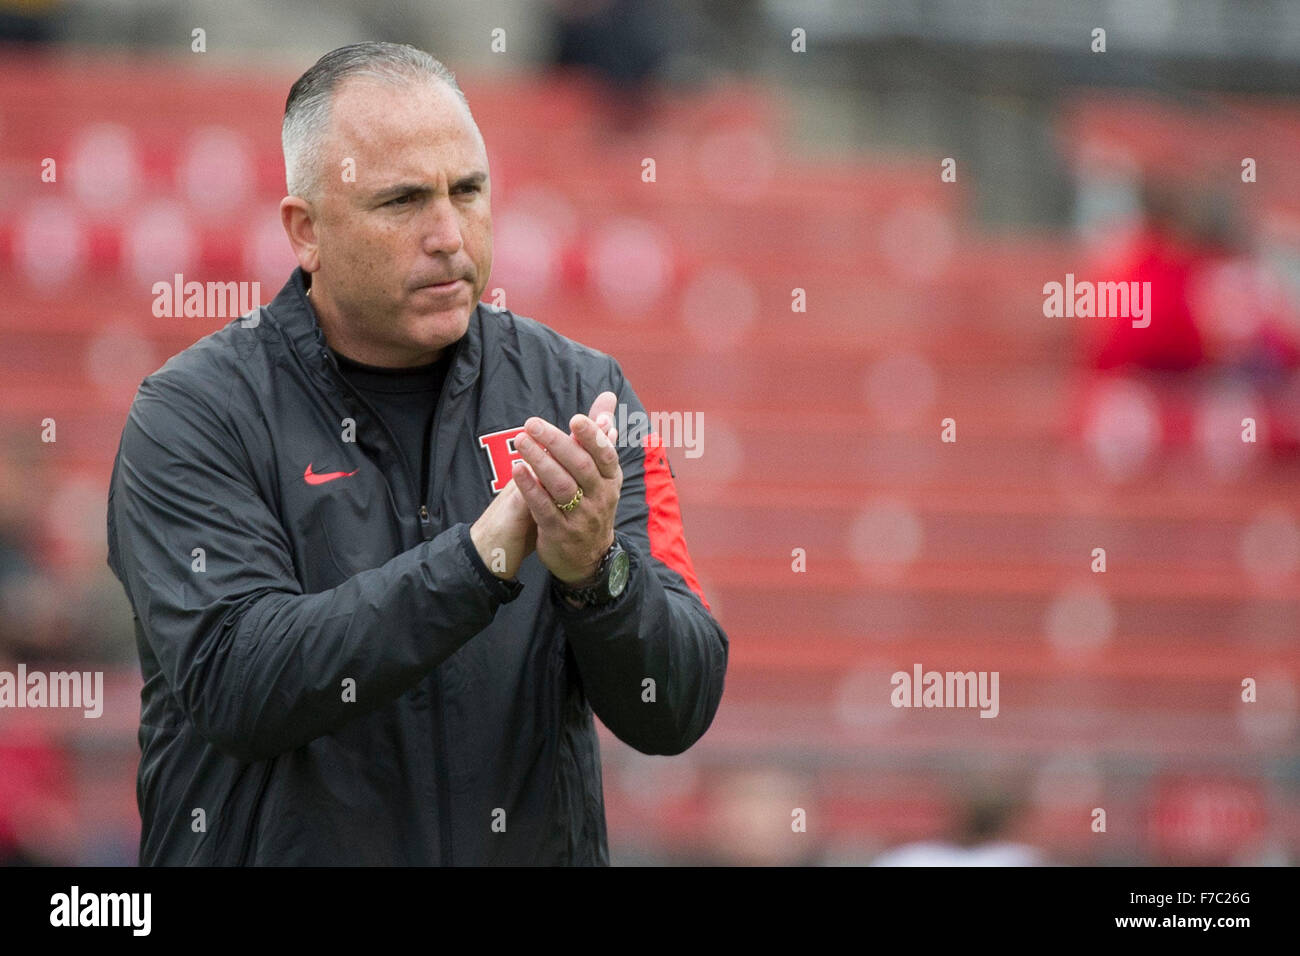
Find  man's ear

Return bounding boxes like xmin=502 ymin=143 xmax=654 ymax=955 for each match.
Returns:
xmin=280 ymin=195 xmax=321 ymax=272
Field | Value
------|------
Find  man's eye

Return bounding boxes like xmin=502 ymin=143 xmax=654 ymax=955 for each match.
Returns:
xmin=456 ymin=185 xmax=480 ymax=196
xmin=388 ymin=194 xmax=414 ymax=207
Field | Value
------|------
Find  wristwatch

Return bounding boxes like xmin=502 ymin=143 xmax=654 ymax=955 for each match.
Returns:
xmin=553 ymin=538 xmax=630 ymax=608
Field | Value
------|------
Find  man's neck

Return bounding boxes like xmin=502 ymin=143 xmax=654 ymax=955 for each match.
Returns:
xmin=331 ymin=347 xmax=442 ymax=373
xmin=308 ymin=281 xmax=446 ymax=368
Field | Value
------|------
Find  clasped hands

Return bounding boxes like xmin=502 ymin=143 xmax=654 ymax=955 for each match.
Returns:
xmin=469 ymin=391 xmax=623 ymax=587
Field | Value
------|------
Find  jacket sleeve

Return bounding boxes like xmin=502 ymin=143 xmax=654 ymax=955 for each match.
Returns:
xmin=550 ymin=358 xmax=728 ymax=756
xmin=106 ymin=369 xmax=522 ymax=763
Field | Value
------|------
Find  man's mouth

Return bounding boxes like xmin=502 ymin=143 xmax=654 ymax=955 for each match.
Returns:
xmin=417 ymin=278 xmax=465 ymax=293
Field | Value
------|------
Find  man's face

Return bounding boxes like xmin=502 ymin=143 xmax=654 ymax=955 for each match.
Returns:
xmin=287 ymin=75 xmax=492 ymax=366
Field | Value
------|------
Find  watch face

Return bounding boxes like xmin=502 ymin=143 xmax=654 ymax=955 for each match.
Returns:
xmin=607 ymin=549 xmax=630 ymax=597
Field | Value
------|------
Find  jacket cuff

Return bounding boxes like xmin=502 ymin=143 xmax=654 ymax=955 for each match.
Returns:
xmin=454 ymin=522 xmax=524 ymax=604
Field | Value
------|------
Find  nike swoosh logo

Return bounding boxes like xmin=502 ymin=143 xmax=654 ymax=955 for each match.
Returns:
xmin=304 ymin=463 xmax=359 ymax=485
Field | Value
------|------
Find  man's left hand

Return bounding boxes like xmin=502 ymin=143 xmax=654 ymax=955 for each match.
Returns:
xmin=511 ymin=391 xmax=622 ymax=585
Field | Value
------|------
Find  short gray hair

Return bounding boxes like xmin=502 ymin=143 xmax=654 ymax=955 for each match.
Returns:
xmin=282 ymin=41 xmax=471 ymax=201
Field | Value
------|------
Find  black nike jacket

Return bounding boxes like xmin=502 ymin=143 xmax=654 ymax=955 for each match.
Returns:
xmin=105 ymin=266 xmax=729 ymax=865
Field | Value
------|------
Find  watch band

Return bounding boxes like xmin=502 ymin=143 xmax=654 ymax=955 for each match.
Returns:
xmin=554 ymin=539 xmax=626 ymax=608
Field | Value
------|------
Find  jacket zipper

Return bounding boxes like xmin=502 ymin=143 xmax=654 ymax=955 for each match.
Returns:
xmin=416 ymin=502 xmax=453 ymax=865
xmin=416 ymin=406 xmax=456 ymax=868
xmin=319 ymin=344 xmax=455 ymax=865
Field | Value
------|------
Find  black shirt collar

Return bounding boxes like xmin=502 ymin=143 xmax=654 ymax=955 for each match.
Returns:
xmin=330 ymin=347 xmax=450 ymax=394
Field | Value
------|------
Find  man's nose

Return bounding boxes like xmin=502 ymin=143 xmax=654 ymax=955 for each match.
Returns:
xmin=420 ymin=195 xmax=464 ymax=255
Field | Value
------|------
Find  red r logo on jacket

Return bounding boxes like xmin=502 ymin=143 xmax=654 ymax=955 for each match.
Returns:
xmin=478 ymin=425 xmax=529 ymax=493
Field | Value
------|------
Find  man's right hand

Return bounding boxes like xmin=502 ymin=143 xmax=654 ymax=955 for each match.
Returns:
xmin=470 ymin=478 xmax=537 ymax=581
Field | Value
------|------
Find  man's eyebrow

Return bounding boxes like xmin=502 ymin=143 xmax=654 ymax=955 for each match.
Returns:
xmin=371 ymin=172 xmax=487 ymax=202
xmin=453 ymin=171 xmax=488 ymax=189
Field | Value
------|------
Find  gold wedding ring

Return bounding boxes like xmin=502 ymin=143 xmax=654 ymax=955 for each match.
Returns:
xmin=556 ymin=486 xmax=583 ymax=513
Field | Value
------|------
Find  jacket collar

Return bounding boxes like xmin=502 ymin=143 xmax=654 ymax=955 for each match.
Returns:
xmin=267 ymin=266 xmax=483 ymax=400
